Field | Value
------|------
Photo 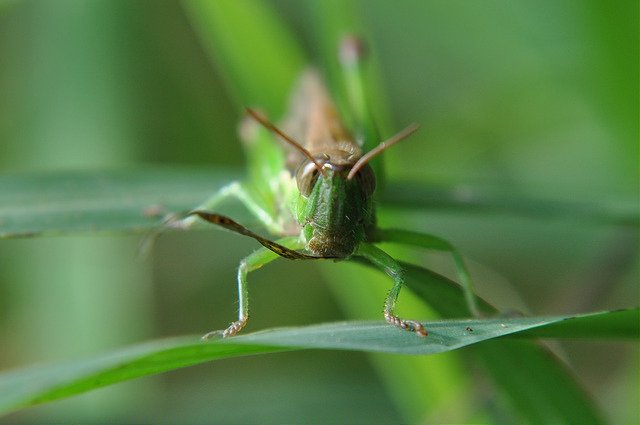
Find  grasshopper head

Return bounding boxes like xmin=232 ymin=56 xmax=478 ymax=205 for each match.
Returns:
xmin=297 ymin=153 xmax=376 ymax=257
xmin=244 ymin=107 xmax=418 ymax=258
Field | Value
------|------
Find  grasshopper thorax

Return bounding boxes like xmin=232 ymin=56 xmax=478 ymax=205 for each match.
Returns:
xmin=296 ymin=152 xmax=376 ymax=258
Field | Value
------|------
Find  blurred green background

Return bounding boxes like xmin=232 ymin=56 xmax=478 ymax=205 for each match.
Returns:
xmin=0 ymin=0 xmax=637 ymax=423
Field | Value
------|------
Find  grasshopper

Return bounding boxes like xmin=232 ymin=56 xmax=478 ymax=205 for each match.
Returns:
xmin=176 ymin=51 xmax=478 ymax=339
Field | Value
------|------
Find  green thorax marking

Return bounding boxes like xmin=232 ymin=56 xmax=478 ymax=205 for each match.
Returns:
xmin=296 ymin=149 xmax=376 ymax=258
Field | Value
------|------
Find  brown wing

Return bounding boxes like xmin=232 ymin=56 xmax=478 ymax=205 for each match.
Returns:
xmin=280 ymin=69 xmax=358 ymax=167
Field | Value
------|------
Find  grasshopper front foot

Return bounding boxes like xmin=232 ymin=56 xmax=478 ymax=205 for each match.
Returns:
xmin=222 ymin=318 xmax=248 ymax=338
xmin=385 ymin=311 xmax=428 ymax=337
xmin=201 ymin=318 xmax=248 ymax=340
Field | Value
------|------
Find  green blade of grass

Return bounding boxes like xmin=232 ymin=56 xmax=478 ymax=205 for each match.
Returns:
xmin=0 ymin=167 xmax=240 ymax=238
xmin=310 ymin=0 xmax=395 ymax=182
xmin=400 ymin=263 xmax=611 ymax=424
xmin=1 ymin=309 xmax=634 ymax=416
xmin=1 ymin=168 xmax=635 ymax=238
xmin=182 ymin=0 xmax=307 ymax=117
xmin=476 ymin=339 xmax=600 ymax=424
xmin=381 ymin=181 xmax=640 ymax=227
xmin=517 ymin=308 xmax=639 ymax=339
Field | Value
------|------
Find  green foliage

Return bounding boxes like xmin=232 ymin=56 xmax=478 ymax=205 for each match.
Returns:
xmin=0 ymin=296 xmax=634 ymax=415
xmin=3 ymin=169 xmax=635 ymax=238
xmin=0 ymin=168 xmax=239 ymax=237
xmin=0 ymin=0 xmax=637 ymax=423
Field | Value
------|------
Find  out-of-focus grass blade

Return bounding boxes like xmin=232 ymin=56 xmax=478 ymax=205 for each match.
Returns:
xmin=310 ymin=0 xmax=394 ymax=152
xmin=182 ymin=0 xmax=307 ymax=116
xmin=0 ymin=167 xmax=240 ymax=237
xmin=382 ymin=181 xmax=640 ymax=227
xmin=0 ymin=310 xmax=630 ymax=416
xmin=517 ymin=308 xmax=639 ymax=339
xmin=401 ymin=263 xmax=609 ymax=424
xmin=2 ymin=168 xmax=634 ymax=237
xmin=0 ymin=0 xmax=16 ymax=13
xmin=477 ymin=339 xmax=602 ymax=424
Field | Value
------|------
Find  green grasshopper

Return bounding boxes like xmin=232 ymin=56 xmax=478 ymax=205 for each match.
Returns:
xmin=176 ymin=49 xmax=478 ymax=339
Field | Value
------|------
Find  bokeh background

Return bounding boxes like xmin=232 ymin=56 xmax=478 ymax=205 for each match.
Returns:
xmin=0 ymin=0 xmax=637 ymax=423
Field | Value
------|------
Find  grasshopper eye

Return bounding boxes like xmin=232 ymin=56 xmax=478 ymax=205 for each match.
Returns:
xmin=352 ymin=163 xmax=376 ymax=198
xmin=296 ymin=160 xmax=321 ymax=196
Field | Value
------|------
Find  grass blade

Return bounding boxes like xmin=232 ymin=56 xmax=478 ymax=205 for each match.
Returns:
xmin=182 ymin=0 xmax=307 ymax=116
xmin=0 ymin=310 xmax=631 ymax=416
xmin=2 ymin=168 xmax=635 ymax=238
xmin=518 ymin=308 xmax=639 ymax=339
xmin=476 ymin=339 xmax=602 ymax=424
xmin=382 ymin=181 xmax=639 ymax=227
xmin=0 ymin=168 xmax=240 ymax=238
xmin=401 ymin=263 xmax=610 ymax=424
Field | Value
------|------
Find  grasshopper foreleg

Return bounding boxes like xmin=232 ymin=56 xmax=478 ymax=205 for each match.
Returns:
xmin=202 ymin=236 xmax=304 ymax=340
xmin=373 ymin=228 xmax=480 ymax=317
xmin=355 ymin=243 xmax=427 ymax=337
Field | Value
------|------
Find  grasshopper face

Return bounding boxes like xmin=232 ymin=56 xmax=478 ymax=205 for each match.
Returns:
xmin=297 ymin=153 xmax=376 ymax=258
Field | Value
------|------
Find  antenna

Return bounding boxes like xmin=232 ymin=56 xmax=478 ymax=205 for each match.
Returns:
xmin=347 ymin=123 xmax=420 ymax=180
xmin=245 ymin=108 xmax=325 ymax=176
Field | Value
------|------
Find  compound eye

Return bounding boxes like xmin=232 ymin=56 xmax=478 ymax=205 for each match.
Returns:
xmin=353 ymin=163 xmax=376 ymax=198
xmin=296 ymin=160 xmax=321 ymax=196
